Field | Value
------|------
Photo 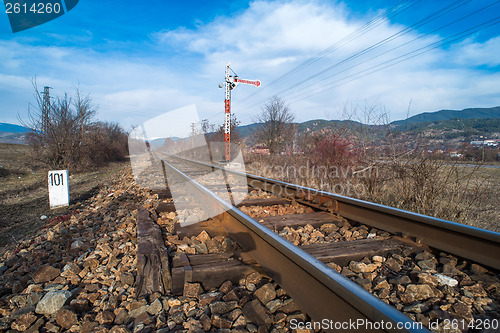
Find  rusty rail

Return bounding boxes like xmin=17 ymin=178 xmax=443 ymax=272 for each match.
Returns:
xmin=157 ymin=154 xmax=428 ymax=333
xmin=174 ymin=156 xmax=500 ymax=271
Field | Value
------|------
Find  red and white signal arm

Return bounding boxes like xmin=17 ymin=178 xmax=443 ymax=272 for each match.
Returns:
xmin=234 ymin=78 xmax=261 ymax=87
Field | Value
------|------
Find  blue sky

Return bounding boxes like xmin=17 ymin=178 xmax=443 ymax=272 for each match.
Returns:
xmin=1 ymin=0 xmax=499 ymax=130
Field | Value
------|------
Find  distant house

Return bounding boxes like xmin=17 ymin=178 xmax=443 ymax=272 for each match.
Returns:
xmin=251 ymin=146 xmax=270 ymax=154
xmin=485 ymin=140 xmax=498 ymax=147
xmin=450 ymin=152 xmax=463 ymax=158
xmin=470 ymin=140 xmax=499 ymax=147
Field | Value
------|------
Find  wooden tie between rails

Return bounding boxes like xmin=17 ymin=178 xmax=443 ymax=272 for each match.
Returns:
xmin=167 ymin=237 xmax=408 ymax=296
xmin=147 ymin=192 xmax=418 ymax=299
xmin=164 ymin=204 xmax=413 ymax=296
xmin=301 ymin=238 xmax=406 ymax=267
xmin=171 ymin=253 xmax=259 ymax=295
xmin=156 ymin=197 xmax=290 ymax=215
xmin=258 ymin=211 xmax=346 ymax=231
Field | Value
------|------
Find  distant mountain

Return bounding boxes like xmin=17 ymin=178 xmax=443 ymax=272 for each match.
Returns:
xmin=236 ymin=106 xmax=500 ymax=142
xmin=0 ymin=123 xmax=31 ymax=144
xmin=0 ymin=123 xmax=31 ymax=133
xmin=238 ymin=119 xmax=365 ymax=139
xmin=237 ymin=123 xmax=261 ymax=138
xmin=390 ymin=106 xmax=500 ymax=127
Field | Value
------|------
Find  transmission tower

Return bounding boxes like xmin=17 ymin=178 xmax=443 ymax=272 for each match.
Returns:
xmin=42 ymin=86 xmax=51 ymax=137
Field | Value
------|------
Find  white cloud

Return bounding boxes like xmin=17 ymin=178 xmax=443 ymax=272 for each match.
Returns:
xmin=2 ymin=0 xmax=499 ymax=128
xmin=453 ymin=36 xmax=500 ymax=67
xmin=153 ymin=0 xmax=500 ymax=123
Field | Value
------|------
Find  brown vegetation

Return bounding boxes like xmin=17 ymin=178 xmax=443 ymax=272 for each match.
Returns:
xmin=23 ymin=83 xmax=128 ymax=171
xmin=244 ymin=102 xmax=499 ymax=232
xmin=245 ymin=152 xmax=499 ymax=231
xmin=252 ymin=96 xmax=296 ymax=154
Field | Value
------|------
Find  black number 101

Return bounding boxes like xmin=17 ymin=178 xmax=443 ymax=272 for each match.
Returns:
xmin=49 ymin=172 xmax=64 ymax=186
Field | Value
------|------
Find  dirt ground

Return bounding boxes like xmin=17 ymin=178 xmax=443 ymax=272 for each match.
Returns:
xmin=0 ymin=143 xmax=131 ymax=249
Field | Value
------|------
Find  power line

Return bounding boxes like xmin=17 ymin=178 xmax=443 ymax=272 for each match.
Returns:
xmin=201 ymin=0 xmax=421 ymax=123
xmin=234 ymin=1 xmax=500 ymax=124
xmin=279 ymin=0 xmax=499 ymax=102
xmin=240 ymin=0 xmax=473 ymax=113
xmin=286 ymin=15 xmax=500 ymax=105
xmin=236 ymin=0 xmax=421 ymax=105
xmin=274 ymin=0 xmax=471 ymax=99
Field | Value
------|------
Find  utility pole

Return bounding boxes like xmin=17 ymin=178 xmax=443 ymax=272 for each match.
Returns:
xmin=42 ymin=86 xmax=51 ymax=137
xmin=220 ymin=62 xmax=260 ymax=162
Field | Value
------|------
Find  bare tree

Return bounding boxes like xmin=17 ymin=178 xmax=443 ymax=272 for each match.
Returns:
xmin=254 ymin=96 xmax=295 ymax=154
xmin=23 ymin=80 xmax=127 ymax=170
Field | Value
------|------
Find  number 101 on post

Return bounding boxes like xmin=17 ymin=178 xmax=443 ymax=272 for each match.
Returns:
xmin=48 ymin=170 xmax=70 ymax=209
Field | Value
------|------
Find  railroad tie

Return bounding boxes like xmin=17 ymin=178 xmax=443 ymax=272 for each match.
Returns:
xmin=136 ymin=206 xmax=172 ymax=297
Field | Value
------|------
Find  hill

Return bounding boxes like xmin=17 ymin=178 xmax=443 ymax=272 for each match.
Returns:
xmin=0 ymin=123 xmax=30 ymax=144
xmin=0 ymin=123 xmax=30 ymax=133
xmin=236 ymin=106 xmax=500 ymax=140
xmin=390 ymin=106 xmax=500 ymax=127
xmin=238 ymin=119 xmax=366 ymax=140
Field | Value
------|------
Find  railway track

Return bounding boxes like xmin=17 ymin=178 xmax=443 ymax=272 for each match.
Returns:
xmin=133 ymin=152 xmax=500 ymax=332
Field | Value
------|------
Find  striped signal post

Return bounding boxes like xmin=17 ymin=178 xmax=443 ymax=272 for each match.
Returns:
xmin=221 ymin=62 xmax=260 ymax=162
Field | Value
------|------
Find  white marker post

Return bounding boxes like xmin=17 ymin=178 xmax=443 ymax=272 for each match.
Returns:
xmin=48 ymin=170 xmax=70 ymax=209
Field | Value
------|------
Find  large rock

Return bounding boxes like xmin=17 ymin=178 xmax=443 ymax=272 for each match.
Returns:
xmin=349 ymin=261 xmax=378 ymax=273
xmin=114 ymin=308 xmax=129 ymax=325
xmin=242 ymin=299 xmax=273 ymax=327
xmin=200 ymin=314 xmax=211 ymax=331
xmin=400 ymin=284 xmax=435 ymax=304
xmin=69 ymin=298 xmax=91 ymax=313
xmin=128 ymin=305 xmax=149 ymax=318
xmin=265 ymin=299 xmax=284 ymax=313
xmin=452 ymin=301 xmax=472 ymax=320
xmin=35 ymin=290 xmax=72 ymax=315
xmin=415 ymin=251 xmax=434 ymax=261
xmin=56 ymin=308 xmax=77 ymax=329
xmin=147 ymin=299 xmax=162 ymax=315
xmin=199 ymin=292 xmax=222 ymax=307
xmin=184 ymin=317 xmax=204 ymax=332
xmin=254 ymin=283 xmax=276 ymax=305
xmin=10 ymin=292 xmax=43 ymax=308
xmin=463 ymin=284 xmax=487 ymax=297
xmin=211 ymin=314 xmax=232 ymax=329
xmin=245 ymin=272 xmax=262 ymax=285
xmin=209 ymin=301 xmax=238 ymax=315
xmin=219 ymin=281 xmax=233 ymax=294
xmin=96 ymin=310 xmax=115 ymax=325
xmin=32 ymin=265 xmax=60 ymax=283
xmin=417 ymin=259 xmax=437 ymax=271
xmin=470 ymin=264 xmax=488 ymax=275
xmin=11 ymin=312 xmax=37 ymax=331
xmin=196 ymin=231 xmax=211 ymax=243
xmin=119 ymin=272 xmax=134 ymax=286
xmin=418 ymin=273 xmax=439 ymax=287
xmin=183 ymin=282 xmax=204 ymax=298
xmin=385 ymin=257 xmax=402 ymax=272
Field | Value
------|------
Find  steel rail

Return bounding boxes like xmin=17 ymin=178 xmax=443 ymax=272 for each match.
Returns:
xmin=171 ymin=156 xmax=500 ymax=271
xmin=157 ymin=155 xmax=428 ymax=333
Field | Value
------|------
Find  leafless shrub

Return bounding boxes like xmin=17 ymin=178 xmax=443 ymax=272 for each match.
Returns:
xmin=23 ymin=81 xmax=128 ymax=171
xmin=245 ymin=101 xmax=498 ymax=230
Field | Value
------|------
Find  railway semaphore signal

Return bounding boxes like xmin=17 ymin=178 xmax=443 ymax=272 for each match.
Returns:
xmin=219 ymin=62 xmax=260 ymax=162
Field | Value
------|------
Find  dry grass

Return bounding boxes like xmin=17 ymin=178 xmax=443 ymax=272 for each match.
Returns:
xmin=244 ymin=153 xmax=500 ymax=232
xmin=0 ymin=143 xmax=131 ymax=247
